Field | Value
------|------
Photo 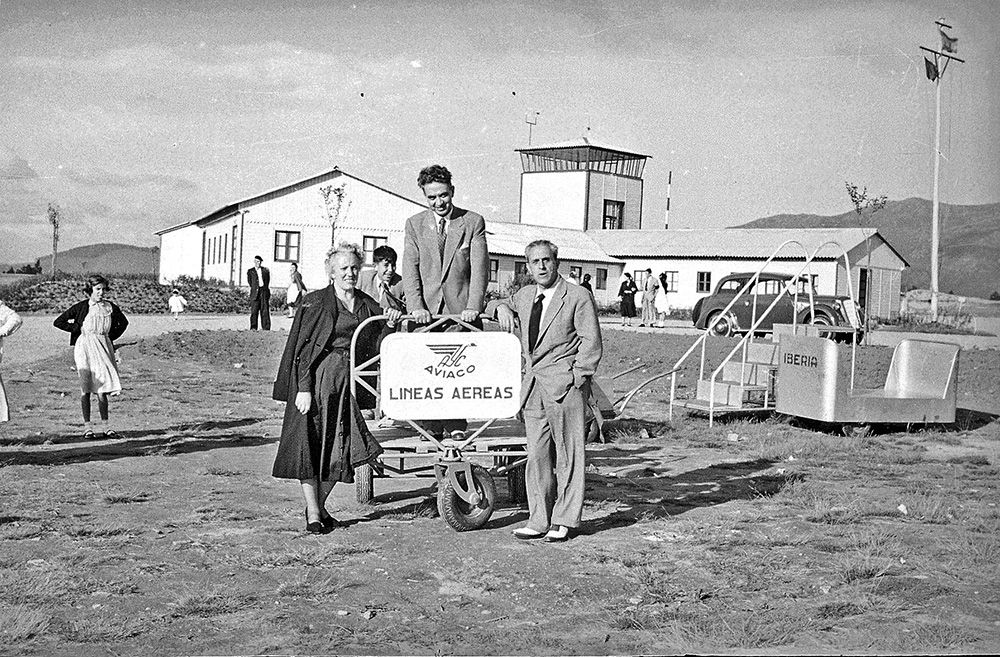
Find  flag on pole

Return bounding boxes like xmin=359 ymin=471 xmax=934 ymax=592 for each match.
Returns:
xmin=939 ymin=26 xmax=958 ymax=53
xmin=924 ymin=57 xmax=939 ymax=81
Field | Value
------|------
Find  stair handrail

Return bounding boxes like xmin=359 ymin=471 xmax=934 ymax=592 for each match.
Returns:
xmin=703 ymin=240 xmax=860 ymax=425
xmin=668 ymin=239 xmax=811 ymax=420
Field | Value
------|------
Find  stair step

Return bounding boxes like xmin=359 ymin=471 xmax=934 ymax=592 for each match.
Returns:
xmin=675 ymin=398 xmax=775 ymax=414
xmin=697 ymin=379 xmax=771 ymax=405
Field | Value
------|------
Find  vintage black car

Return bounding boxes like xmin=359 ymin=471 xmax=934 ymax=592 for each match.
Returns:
xmin=691 ymin=272 xmax=861 ymax=338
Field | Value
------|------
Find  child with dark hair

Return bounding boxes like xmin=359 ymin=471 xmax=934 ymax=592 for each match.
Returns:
xmin=54 ymin=275 xmax=129 ymax=438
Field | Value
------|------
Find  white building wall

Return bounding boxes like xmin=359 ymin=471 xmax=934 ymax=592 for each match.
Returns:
xmin=520 ymin=171 xmax=588 ymax=230
xmin=158 ymin=224 xmax=205 ymax=285
xmin=586 ymin=172 xmax=643 ymax=230
xmin=218 ymin=173 xmax=424 ymax=291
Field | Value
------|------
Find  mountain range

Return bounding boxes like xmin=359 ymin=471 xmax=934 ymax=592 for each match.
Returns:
xmin=2 ymin=243 xmax=159 ymax=277
xmin=739 ymin=198 xmax=1000 ymax=299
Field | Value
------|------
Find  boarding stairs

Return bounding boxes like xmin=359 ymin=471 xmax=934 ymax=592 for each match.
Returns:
xmin=668 ymin=239 xmax=860 ymax=426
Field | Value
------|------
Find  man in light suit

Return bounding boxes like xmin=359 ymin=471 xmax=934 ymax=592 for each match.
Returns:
xmin=247 ymin=255 xmax=271 ymax=330
xmin=403 ymin=164 xmax=489 ymax=438
xmin=494 ymin=240 xmax=603 ymax=542
xmin=402 ymin=164 xmax=489 ymax=326
xmin=359 ymin=245 xmax=405 ymax=313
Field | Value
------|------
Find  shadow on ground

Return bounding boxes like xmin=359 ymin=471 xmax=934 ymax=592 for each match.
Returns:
xmin=0 ymin=417 xmax=275 ymax=467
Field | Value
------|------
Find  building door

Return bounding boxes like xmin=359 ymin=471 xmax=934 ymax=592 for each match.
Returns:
xmin=230 ymin=225 xmax=238 ymax=285
xmin=857 ymin=268 xmax=869 ymax=316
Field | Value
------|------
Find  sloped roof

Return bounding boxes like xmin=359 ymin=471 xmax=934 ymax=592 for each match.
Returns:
xmin=588 ymin=227 xmax=909 ymax=266
xmin=516 ymin=136 xmax=649 ymax=159
xmin=485 ymin=221 xmax=623 ymax=264
xmin=155 ymin=167 xmax=424 ymax=235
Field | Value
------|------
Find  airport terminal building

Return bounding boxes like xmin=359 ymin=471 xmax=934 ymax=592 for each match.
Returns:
xmin=156 ymin=140 xmax=906 ymax=318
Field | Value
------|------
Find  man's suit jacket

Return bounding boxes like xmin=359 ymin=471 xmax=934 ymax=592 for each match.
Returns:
xmin=402 ymin=207 xmax=489 ymax=315
xmin=506 ymin=278 xmax=602 ymax=406
xmin=248 ymin=266 xmax=270 ymax=299
xmin=359 ymin=270 xmax=405 ymax=312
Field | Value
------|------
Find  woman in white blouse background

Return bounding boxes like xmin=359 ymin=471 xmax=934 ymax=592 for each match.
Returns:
xmin=0 ymin=298 xmax=24 ymax=422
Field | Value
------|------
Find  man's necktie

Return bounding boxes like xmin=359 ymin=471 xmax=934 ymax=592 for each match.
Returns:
xmin=528 ymin=293 xmax=544 ymax=352
xmin=437 ymin=216 xmax=447 ymax=260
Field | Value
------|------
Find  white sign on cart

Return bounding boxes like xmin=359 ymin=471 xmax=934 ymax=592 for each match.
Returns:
xmin=379 ymin=332 xmax=522 ymax=420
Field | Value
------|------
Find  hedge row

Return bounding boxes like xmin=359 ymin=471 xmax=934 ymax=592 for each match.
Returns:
xmin=1 ymin=274 xmax=286 ymax=314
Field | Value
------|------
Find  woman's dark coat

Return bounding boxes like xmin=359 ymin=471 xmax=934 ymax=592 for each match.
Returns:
xmin=53 ymin=299 xmax=129 ymax=346
xmin=272 ymin=285 xmax=384 ymax=480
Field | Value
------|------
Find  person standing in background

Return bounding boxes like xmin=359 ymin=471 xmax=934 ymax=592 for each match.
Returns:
xmin=247 ymin=255 xmax=271 ymax=330
xmin=580 ymin=273 xmax=593 ymax=294
xmin=0 ymin=298 xmax=23 ymax=423
xmin=618 ymin=273 xmax=638 ymax=327
xmin=640 ymin=268 xmax=658 ymax=327
xmin=168 ymin=288 xmax=188 ymax=320
xmin=286 ymin=262 xmax=307 ymax=318
xmin=654 ymin=271 xmax=671 ymax=327
xmin=360 ymin=245 xmax=405 ymax=313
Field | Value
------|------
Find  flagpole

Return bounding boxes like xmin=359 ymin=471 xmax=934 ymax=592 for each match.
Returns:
xmin=931 ymin=69 xmax=941 ymax=322
xmin=919 ymin=20 xmax=964 ymax=322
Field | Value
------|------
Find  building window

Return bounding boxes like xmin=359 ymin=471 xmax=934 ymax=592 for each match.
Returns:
xmin=222 ymin=234 xmax=228 ymax=263
xmin=596 ymin=268 xmax=608 ymax=290
xmin=634 ymin=270 xmax=648 ymax=289
xmin=362 ymin=235 xmax=387 ymax=265
xmin=603 ymin=200 xmax=624 ymax=230
xmin=570 ymin=265 xmax=582 ymax=281
xmin=489 ymin=259 xmax=499 ymax=283
xmin=662 ymin=271 xmax=678 ymax=292
xmin=514 ymin=261 xmax=528 ymax=280
xmin=274 ymin=231 xmax=301 ymax=263
xmin=697 ymin=271 xmax=712 ymax=293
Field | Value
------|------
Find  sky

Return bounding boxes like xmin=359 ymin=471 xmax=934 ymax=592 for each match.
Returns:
xmin=1 ymin=0 xmax=998 ymax=265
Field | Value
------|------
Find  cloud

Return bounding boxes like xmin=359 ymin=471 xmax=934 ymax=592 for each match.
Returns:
xmin=0 ymin=146 xmax=37 ymax=180
xmin=63 ymin=168 xmax=199 ymax=193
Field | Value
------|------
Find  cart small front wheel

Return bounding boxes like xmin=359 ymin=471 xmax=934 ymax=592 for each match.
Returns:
xmin=437 ymin=464 xmax=497 ymax=532
xmin=355 ymin=464 xmax=374 ymax=504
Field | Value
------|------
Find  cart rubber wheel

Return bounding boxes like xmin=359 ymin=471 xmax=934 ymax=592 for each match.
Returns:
xmin=355 ymin=464 xmax=374 ymax=504
xmin=437 ymin=464 xmax=496 ymax=532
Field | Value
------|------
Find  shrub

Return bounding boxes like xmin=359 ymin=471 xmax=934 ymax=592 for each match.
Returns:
xmin=4 ymin=273 xmax=252 ymax=314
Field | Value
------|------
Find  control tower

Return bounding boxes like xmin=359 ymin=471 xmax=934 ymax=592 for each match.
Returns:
xmin=516 ymin=137 xmax=650 ymax=231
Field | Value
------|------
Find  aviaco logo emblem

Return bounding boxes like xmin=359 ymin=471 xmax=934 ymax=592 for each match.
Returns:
xmin=425 ymin=343 xmax=477 ymax=378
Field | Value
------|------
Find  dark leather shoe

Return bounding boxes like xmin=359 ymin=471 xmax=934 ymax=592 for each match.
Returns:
xmin=306 ymin=521 xmax=328 ymax=534
xmin=320 ymin=514 xmax=340 ymax=530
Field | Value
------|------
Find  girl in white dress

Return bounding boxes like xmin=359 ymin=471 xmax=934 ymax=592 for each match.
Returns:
xmin=54 ymin=276 xmax=129 ymax=438
xmin=0 ymin=298 xmax=23 ymax=422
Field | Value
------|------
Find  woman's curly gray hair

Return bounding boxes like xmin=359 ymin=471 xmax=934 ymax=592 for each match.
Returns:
xmin=325 ymin=242 xmax=363 ymax=264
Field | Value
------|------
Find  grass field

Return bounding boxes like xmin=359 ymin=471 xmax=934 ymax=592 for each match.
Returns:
xmin=1 ymin=328 xmax=998 ymax=655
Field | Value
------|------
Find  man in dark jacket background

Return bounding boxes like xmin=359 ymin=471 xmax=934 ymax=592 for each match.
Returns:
xmin=247 ymin=255 xmax=271 ymax=330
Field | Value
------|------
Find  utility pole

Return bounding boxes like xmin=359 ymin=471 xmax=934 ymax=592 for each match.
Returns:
xmin=525 ymin=111 xmax=539 ymax=145
xmin=920 ymin=20 xmax=964 ymax=322
xmin=47 ymin=203 xmax=61 ymax=279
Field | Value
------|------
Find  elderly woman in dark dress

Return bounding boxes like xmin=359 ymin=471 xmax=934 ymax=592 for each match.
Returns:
xmin=271 ymin=243 xmax=401 ymax=534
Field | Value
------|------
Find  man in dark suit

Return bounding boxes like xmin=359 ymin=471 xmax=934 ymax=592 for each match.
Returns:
xmin=247 ymin=255 xmax=271 ymax=330
xmin=359 ymin=245 xmax=405 ymax=312
xmin=402 ymin=164 xmax=489 ymax=326
xmin=494 ymin=239 xmax=603 ymax=542
xmin=402 ymin=164 xmax=489 ymax=439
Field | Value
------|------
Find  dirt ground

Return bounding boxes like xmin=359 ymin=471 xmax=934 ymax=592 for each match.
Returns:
xmin=1 ymin=326 xmax=999 ymax=655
